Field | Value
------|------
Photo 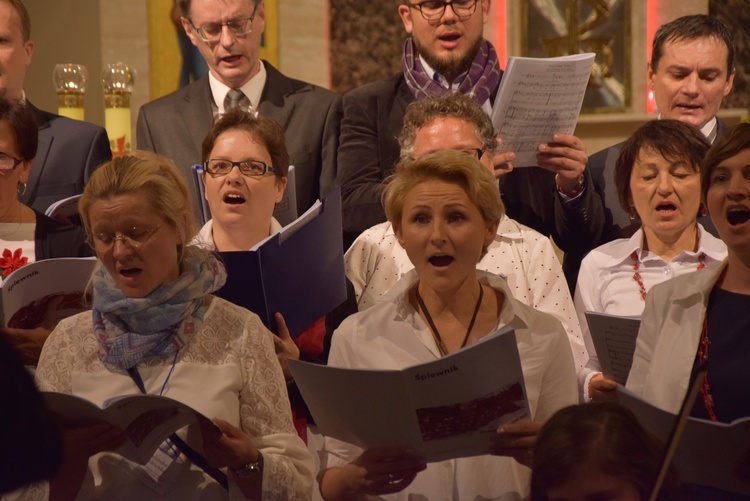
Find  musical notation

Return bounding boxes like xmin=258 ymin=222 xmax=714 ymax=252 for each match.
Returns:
xmin=490 ymin=53 xmax=595 ymax=167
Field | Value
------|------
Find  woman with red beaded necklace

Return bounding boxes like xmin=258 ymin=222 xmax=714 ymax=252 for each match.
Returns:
xmin=627 ymin=122 xmax=750 ymax=499
xmin=574 ymin=120 xmax=726 ymax=402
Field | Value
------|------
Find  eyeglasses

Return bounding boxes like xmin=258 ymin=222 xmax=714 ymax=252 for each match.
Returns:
xmin=88 ymin=225 xmax=161 ymax=253
xmin=407 ymin=0 xmax=479 ymax=21
xmin=0 ymin=152 xmax=23 ymax=172
xmin=204 ymin=159 xmax=275 ymax=177
xmin=460 ymin=147 xmax=485 ymax=160
xmin=189 ymin=4 xmax=258 ymax=43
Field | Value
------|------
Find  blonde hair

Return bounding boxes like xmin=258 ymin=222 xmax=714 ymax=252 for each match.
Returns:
xmin=79 ymin=151 xmax=198 ymax=249
xmin=384 ymin=149 xmax=503 ymax=227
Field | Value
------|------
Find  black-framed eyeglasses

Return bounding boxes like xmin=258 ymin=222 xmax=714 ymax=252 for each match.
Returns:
xmin=189 ymin=4 xmax=258 ymax=42
xmin=460 ymin=147 xmax=485 ymax=160
xmin=204 ymin=159 xmax=275 ymax=177
xmin=407 ymin=0 xmax=479 ymax=21
xmin=0 ymin=152 xmax=23 ymax=172
xmin=87 ymin=225 xmax=161 ymax=253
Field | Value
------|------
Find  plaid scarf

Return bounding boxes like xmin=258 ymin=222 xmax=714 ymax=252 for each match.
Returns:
xmin=401 ymin=37 xmax=501 ymax=104
xmin=92 ymin=250 xmax=226 ymax=369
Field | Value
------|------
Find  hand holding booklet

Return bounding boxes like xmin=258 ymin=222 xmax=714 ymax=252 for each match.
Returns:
xmin=491 ymin=53 xmax=595 ymax=167
xmin=584 ymin=311 xmax=640 ymax=384
xmin=41 ymin=392 xmax=209 ymax=465
xmin=215 ymin=188 xmax=347 ymax=337
xmin=288 ymin=326 xmax=529 ymax=462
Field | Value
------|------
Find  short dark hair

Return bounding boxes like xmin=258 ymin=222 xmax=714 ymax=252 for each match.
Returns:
xmin=615 ymin=119 xmax=710 ymax=214
xmin=2 ymin=0 xmax=30 ymax=41
xmin=178 ymin=0 xmax=262 ymax=17
xmin=0 ymin=97 xmax=37 ymax=161
xmin=530 ymin=402 xmax=682 ymax=501
xmin=201 ymin=108 xmax=289 ymax=179
xmin=701 ymin=122 xmax=750 ymax=204
xmin=398 ymin=92 xmax=496 ymax=159
xmin=651 ymin=15 xmax=734 ymax=79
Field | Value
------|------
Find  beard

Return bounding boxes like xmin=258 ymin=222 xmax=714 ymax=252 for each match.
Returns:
xmin=414 ymin=34 xmax=483 ymax=81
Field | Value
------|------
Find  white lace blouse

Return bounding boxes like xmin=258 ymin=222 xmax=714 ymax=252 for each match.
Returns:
xmin=11 ymin=297 xmax=314 ymax=501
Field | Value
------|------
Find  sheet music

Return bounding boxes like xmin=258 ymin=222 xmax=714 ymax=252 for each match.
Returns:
xmin=585 ymin=311 xmax=640 ymax=384
xmin=491 ymin=53 xmax=595 ymax=167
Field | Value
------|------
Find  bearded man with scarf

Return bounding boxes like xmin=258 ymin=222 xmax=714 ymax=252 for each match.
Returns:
xmin=337 ymin=0 xmax=603 ymax=291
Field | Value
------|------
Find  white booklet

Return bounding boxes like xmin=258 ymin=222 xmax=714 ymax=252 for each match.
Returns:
xmin=585 ymin=311 xmax=640 ymax=384
xmin=0 ymin=257 xmax=96 ymax=328
xmin=491 ymin=53 xmax=595 ymax=167
xmin=42 ymin=392 xmax=209 ymax=465
xmin=617 ymin=386 xmax=750 ymax=496
xmin=44 ymin=194 xmax=83 ymax=223
xmin=288 ymin=326 xmax=529 ymax=462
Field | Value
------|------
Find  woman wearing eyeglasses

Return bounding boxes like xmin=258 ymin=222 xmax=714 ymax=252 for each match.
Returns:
xmin=0 ymin=97 xmax=89 ymax=365
xmin=7 ymin=151 xmax=314 ymax=500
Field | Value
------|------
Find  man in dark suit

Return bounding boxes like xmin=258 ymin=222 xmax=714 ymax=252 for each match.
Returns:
xmin=586 ymin=15 xmax=735 ymax=247
xmin=337 ymin=0 xmax=603 ymax=283
xmin=137 ymin=0 xmax=341 ymax=221
xmin=1 ymin=0 xmax=111 ymax=213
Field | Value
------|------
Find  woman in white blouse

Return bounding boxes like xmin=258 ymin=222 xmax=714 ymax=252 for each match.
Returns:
xmin=575 ymin=119 xmax=726 ymax=400
xmin=320 ymin=151 xmax=577 ymax=500
xmin=11 ymin=152 xmax=313 ymax=500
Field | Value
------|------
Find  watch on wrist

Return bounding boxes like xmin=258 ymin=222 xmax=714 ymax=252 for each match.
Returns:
xmin=230 ymin=451 xmax=264 ymax=479
xmin=556 ymin=173 xmax=585 ymax=197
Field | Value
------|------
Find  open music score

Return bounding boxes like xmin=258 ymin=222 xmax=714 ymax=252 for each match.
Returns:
xmin=490 ymin=53 xmax=595 ymax=167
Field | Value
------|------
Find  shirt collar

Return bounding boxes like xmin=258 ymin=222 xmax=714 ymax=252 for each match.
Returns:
xmin=605 ymin=224 xmax=726 ymax=266
xmin=419 ymin=55 xmax=467 ymax=90
xmin=208 ymin=60 xmax=267 ymax=115
xmin=700 ymin=117 xmax=718 ymax=143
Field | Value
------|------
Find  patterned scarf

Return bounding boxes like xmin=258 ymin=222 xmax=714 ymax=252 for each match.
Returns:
xmin=93 ymin=250 xmax=227 ymax=369
xmin=401 ymin=37 xmax=502 ymax=104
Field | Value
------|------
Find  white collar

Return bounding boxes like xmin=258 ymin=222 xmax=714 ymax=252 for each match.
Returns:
xmin=604 ymin=224 xmax=726 ymax=266
xmin=208 ymin=60 xmax=267 ymax=114
xmin=192 ymin=216 xmax=282 ymax=250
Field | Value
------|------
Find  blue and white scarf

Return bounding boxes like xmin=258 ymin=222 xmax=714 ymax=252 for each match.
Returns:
xmin=92 ymin=250 xmax=226 ymax=369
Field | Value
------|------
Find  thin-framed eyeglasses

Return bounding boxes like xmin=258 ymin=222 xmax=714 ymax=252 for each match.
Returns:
xmin=460 ymin=147 xmax=486 ymax=160
xmin=204 ymin=158 xmax=276 ymax=177
xmin=87 ymin=225 xmax=161 ymax=253
xmin=189 ymin=3 xmax=258 ymax=43
xmin=407 ymin=0 xmax=479 ymax=21
xmin=0 ymin=152 xmax=24 ymax=172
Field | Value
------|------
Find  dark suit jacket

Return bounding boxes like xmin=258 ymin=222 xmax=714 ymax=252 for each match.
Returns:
xmin=34 ymin=210 xmax=91 ymax=260
xmin=136 ymin=62 xmax=342 ymax=220
xmin=24 ymin=105 xmax=111 ymax=213
xmin=337 ymin=73 xmax=604 ymax=269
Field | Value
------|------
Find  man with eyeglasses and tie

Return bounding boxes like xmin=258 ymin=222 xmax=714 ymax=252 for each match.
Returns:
xmin=137 ymin=0 xmax=341 ymax=222
xmin=337 ymin=0 xmax=603 ymax=293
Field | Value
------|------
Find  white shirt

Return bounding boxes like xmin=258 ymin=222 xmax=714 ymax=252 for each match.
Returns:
xmin=345 ymin=216 xmax=588 ymax=383
xmin=574 ymin=224 xmax=726 ymax=395
xmin=193 ymin=217 xmax=282 ymax=250
xmin=11 ymin=298 xmax=313 ymax=501
xmin=209 ymin=60 xmax=267 ymax=115
xmin=324 ymin=270 xmax=578 ymax=500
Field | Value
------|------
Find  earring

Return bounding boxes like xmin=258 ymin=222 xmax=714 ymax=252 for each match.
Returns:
xmin=628 ymin=207 xmax=637 ymax=221
xmin=699 ymin=204 xmax=707 ymax=218
xmin=17 ymin=182 xmax=26 ymax=197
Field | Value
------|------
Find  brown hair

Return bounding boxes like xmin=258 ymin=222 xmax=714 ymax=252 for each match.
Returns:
xmin=651 ymin=14 xmax=734 ymax=78
xmin=201 ymin=107 xmax=289 ymax=179
xmin=614 ymin=119 xmax=710 ymax=214
xmin=0 ymin=96 xmax=36 ymax=161
xmin=701 ymin=122 xmax=750 ymax=203
xmin=531 ymin=402 xmax=683 ymax=501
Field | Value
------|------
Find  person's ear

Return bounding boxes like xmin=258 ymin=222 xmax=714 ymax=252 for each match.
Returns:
xmin=256 ymin=1 xmax=266 ymax=34
xmin=274 ymin=175 xmax=287 ymax=204
xmin=182 ymin=17 xmax=200 ymax=47
xmin=393 ymin=221 xmax=405 ymax=248
xmin=398 ymin=4 xmax=414 ymax=36
xmin=484 ymin=218 xmax=498 ymax=248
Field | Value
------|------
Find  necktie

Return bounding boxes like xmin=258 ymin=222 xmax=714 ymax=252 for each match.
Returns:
xmin=223 ymin=88 xmax=245 ymax=111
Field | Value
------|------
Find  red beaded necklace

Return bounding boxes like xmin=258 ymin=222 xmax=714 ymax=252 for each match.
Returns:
xmin=630 ymin=251 xmax=706 ymax=301
xmin=696 ymin=315 xmax=718 ymax=421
